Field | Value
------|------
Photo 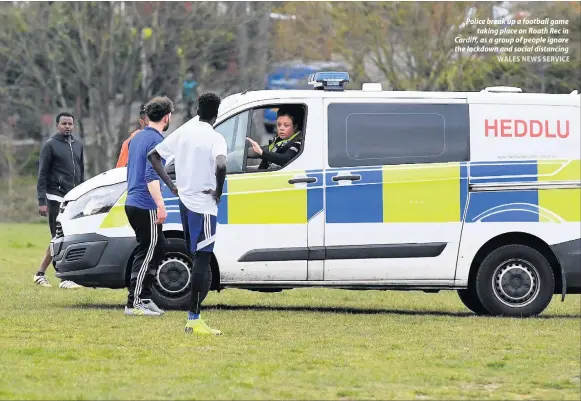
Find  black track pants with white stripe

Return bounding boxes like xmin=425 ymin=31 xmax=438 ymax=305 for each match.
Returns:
xmin=125 ymin=205 xmax=166 ymax=308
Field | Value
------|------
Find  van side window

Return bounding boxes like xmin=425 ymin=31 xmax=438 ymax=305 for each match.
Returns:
xmin=327 ymin=103 xmax=470 ymax=168
xmin=247 ymin=104 xmax=307 ymax=172
xmin=213 ymin=104 xmax=308 ymax=173
xmin=214 ymin=110 xmax=250 ymax=174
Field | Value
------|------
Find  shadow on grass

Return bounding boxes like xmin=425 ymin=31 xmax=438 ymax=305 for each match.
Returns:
xmin=64 ymin=303 xmax=581 ymax=319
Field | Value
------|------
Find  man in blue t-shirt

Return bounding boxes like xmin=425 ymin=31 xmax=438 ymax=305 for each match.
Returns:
xmin=124 ymin=96 xmax=174 ymax=317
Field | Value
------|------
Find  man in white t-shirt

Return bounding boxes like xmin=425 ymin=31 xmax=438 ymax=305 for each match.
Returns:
xmin=147 ymin=93 xmax=227 ymax=336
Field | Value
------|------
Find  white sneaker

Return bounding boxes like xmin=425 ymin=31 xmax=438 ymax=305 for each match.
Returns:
xmin=59 ymin=280 xmax=82 ymax=289
xmin=143 ymin=299 xmax=165 ymax=314
xmin=33 ymin=274 xmax=52 ymax=287
xmin=124 ymin=305 xmax=161 ymax=316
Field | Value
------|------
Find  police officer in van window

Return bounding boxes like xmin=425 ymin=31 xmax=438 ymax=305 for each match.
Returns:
xmin=246 ymin=107 xmax=303 ymax=170
xmin=33 ymin=112 xmax=84 ymax=289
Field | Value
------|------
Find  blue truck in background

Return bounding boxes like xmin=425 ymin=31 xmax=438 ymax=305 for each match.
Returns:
xmin=263 ymin=61 xmax=346 ymax=133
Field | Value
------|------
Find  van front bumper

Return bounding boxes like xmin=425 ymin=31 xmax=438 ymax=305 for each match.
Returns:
xmin=51 ymin=233 xmax=136 ymax=288
xmin=551 ymin=238 xmax=581 ymax=295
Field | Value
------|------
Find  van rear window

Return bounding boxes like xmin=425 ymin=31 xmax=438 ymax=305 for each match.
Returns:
xmin=327 ymin=103 xmax=470 ymax=168
xmin=346 ymin=113 xmax=446 ymax=161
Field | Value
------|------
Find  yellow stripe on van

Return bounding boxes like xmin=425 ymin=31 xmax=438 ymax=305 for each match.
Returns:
xmin=100 ymin=191 xmax=130 ymax=228
xmin=538 ymin=159 xmax=581 ymax=182
xmin=538 ymin=189 xmax=581 ymax=222
xmin=538 ymin=160 xmax=581 ymax=222
xmin=382 ymin=163 xmax=461 ymax=223
xmin=227 ymin=170 xmax=307 ymax=224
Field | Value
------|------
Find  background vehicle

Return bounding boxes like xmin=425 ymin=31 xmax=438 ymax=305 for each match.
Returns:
xmin=52 ymin=74 xmax=581 ymax=317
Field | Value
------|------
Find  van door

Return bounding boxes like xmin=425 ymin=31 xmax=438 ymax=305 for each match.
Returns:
xmin=212 ymin=98 xmax=324 ymax=282
xmin=322 ymin=97 xmax=470 ymax=282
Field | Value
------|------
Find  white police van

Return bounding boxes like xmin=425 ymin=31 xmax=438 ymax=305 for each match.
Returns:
xmin=51 ymin=72 xmax=581 ymax=317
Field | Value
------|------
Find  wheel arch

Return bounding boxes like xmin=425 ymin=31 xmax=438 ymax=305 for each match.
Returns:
xmin=164 ymin=230 xmax=221 ymax=290
xmin=125 ymin=230 xmax=186 ymax=286
xmin=210 ymin=253 xmax=221 ymax=291
xmin=125 ymin=229 xmax=221 ymax=290
xmin=124 ymin=247 xmax=138 ymax=287
xmin=468 ymin=231 xmax=564 ymax=297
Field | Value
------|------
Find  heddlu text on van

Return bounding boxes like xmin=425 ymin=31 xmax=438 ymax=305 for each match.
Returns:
xmin=484 ymin=119 xmax=570 ymax=138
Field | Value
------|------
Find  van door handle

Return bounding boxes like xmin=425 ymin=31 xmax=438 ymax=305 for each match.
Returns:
xmin=288 ymin=177 xmax=317 ymax=184
xmin=332 ymin=174 xmax=361 ymax=182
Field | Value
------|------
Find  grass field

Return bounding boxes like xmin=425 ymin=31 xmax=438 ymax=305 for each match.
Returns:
xmin=0 ymin=223 xmax=579 ymax=400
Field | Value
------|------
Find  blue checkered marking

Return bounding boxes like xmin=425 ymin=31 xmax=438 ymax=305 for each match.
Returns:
xmin=216 ymin=179 xmax=228 ymax=224
xmin=161 ymin=183 xmax=183 ymax=225
xmin=325 ymin=168 xmax=383 ymax=223
xmin=465 ymin=190 xmax=540 ymax=222
xmin=160 ymin=180 xmax=228 ymax=225
xmin=465 ymin=161 xmax=540 ymax=222
xmin=307 ymin=171 xmax=324 ymax=221
xmin=470 ymin=161 xmax=538 ymax=183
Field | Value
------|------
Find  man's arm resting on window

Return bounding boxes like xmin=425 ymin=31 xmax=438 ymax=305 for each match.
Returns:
xmin=147 ymin=148 xmax=177 ymax=193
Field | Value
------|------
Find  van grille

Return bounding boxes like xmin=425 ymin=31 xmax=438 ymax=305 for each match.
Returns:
xmin=65 ymin=248 xmax=86 ymax=262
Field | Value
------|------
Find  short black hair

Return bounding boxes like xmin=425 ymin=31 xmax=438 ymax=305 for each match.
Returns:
xmin=145 ymin=96 xmax=174 ymax=122
xmin=197 ymin=92 xmax=221 ymax=121
xmin=56 ymin=112 xmax=74 ymax=124
xmin=276 ymin=106 xmax=296 ymax=125
xmin=139 ymin=104 xmax=146 ymax=118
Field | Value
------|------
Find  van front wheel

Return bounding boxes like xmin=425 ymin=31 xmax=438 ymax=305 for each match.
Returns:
xmin=149 ymin=237 xmax=211 ymax=311
xmin=475 ymin=244 xmax=554 ymax=317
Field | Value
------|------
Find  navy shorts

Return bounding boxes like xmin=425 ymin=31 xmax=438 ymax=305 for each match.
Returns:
xmin=179 ymin=200 xmax=217 ymax=253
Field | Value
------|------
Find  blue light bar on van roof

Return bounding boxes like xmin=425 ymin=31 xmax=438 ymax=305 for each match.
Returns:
xmin=308 ymin=71 xmax=350 ymax=91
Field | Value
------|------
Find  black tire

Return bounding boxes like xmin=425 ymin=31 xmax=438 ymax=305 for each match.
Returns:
xmin=475 ymin=244 xmax=555 ymax=317
xmin=149 ymin=237 xmax=212 ymax=311
xmin=457 ymin=288 xmax=490 ymax=315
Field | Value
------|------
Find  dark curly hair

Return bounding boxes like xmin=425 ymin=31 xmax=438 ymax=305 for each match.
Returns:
xmin=145 ymin=96 xmax=174 ymax=122
xmin=197 ymin=92 xmax=221 ymax=121
xmin=56 ymin=112 xmax=74 ymax=124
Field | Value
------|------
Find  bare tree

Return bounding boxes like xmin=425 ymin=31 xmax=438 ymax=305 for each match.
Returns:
xmin=51 ymin=2 xmax=142 ymax=173
xmin=276 ymin=2 xmax=492 ymax=90
xmin=1 ymin=0 xmax=290 ymax=179
xmin=275 ymin=1 xmax=580 ymax=93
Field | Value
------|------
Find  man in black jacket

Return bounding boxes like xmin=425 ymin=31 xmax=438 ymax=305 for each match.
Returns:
xmin=34 ymin=112 xmax=84 ymax=289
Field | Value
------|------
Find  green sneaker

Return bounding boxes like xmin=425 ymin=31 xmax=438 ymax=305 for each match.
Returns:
xmin=184 ymin=319 xmax=222 ymax=335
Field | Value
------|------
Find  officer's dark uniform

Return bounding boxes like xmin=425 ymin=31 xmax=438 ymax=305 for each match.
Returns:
xmin=258 ymin=131 xmax=303 ymax=170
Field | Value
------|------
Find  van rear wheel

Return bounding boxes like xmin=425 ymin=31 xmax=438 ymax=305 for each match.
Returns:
xmin=149 ymin=237 xmax=211 ymax=311
xmin=475 ymin=244 xmax=554 ymax=317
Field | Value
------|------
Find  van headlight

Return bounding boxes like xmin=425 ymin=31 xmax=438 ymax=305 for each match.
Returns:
xmin=64 ymin=183 xmax=127 ymax=220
